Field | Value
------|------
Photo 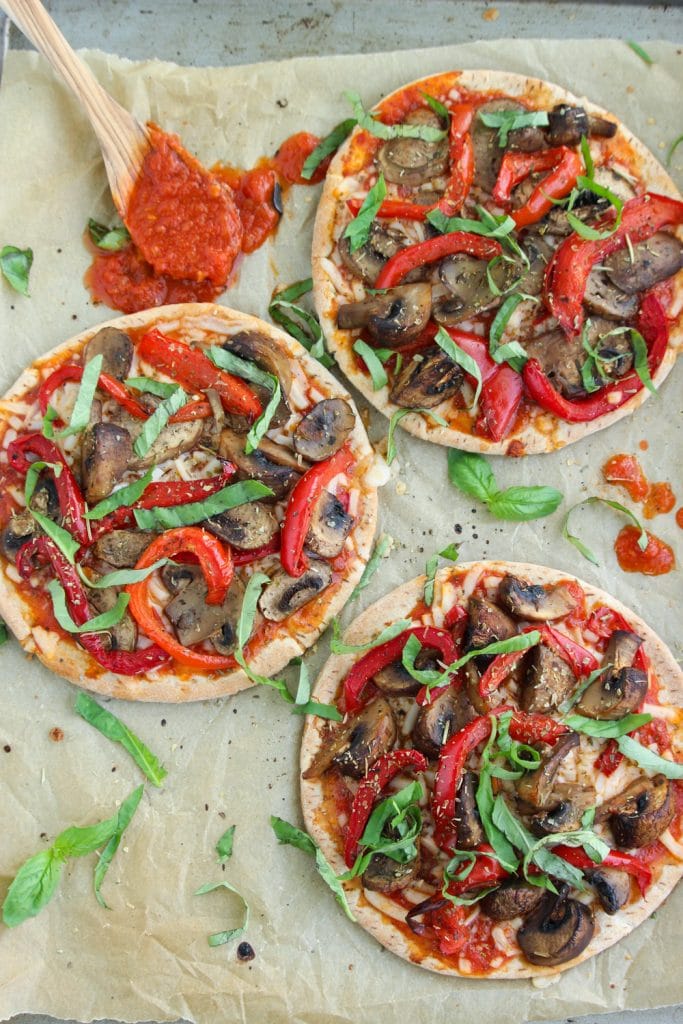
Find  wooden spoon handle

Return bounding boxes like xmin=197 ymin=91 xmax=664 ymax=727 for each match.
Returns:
xmin=1 ymin=0 xmax=149 ymax=212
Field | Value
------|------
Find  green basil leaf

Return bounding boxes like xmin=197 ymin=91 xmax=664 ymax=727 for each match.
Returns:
xmin=2 ymin=849 xmax=64 ymax=927
xmin=350 ymin=532 xmax=393 ymax=601
xmin=41 ymin=405 xmax=60 ymax=439
xmin=666 ymin=134 xmax=683 ymax=168
xmin=476 ymin=770 xmax=520 ymax=872
xmin=353 ymin=338 xmax=388 ymax=391
xmin=268 ymin=294 xmax=333 ymax=367
xmin=75 ymin=692 xmax=167 ymax=787
xmin=301 ymin=119 xmax=357 ymax=180
xmin=404 ymin=629 xmax=541 ymax=693
xmin=491 ymin=794 xmax=585 ymax=891
xmin=343 ymin=782 xmax=423 ymax=878
xmin=446 ymin=449 xmax=497 ymax=502
xmin=345 ymin=91 xmax=447 ymax=143
xmin=564 ymin=712 xmax=652 ymax=738
xmin=580 ymin=136 xmax=594 ymax=179
xmin=562 ymin=496 xmax=648 ymax=566
xmin=195 ymin=879 xmax=250 ymax=946
xmin=272 ymin=277 xmax=313 ymax=303
xmin=478 ymin=110 xmax=549 ymax=147
xmin=216 ymin=825 xmax=236 ymax=863
xmin=132 ymin=385 xmax=188 ymax=458
xmin=420 ymin=92 xmax=450 ymax=126
xmin=293 ymin=658 xmax=311 ymax=705
xmin=566 ymin=176 xmax=624 ymax=241
xmin=522 ymin=828 xmax=609 ymax=883
xmin=24 ymin=459 xmax=61 ymax=507
xmin=125 ymin=376 xmax=178 ymax=399
xmin=48 ymin=580 xmax=129 ymax=634
xmin=0 ymin=245 xmax=33 ymax=296
xmin=330 ymin=616 xmax=412 ymax=655
xmin=0 ymin=619 xmax=8 ymax=645
xmin=627 ymin=40 xmax=654 ymax=65
xmin=25 ymin=462 xmax=81 ymax=565
xmin=133 ymin=480 xmax=274 ymax=530
xmin=85 ymin=469 xmax=154 ymax=520
xmin=53 ymin=354 xmax=103 ymax=438
xmin=208 ymin=346 xmax=276 ymax=392
xmin=629 ymin=327 xmax=658 ymax=396
xmin=487 ymin=485 xmax=563 ymax=522
xmin=559 ymin=664 xmax=611 ymax=714
xmin=343 ymin=172 xmax=387 ymax=253
xmin=582 ymin=806 xmax=596 ymax=829
xmin=290 ymin=700 xmax=344 ymax=721
xmin=237 ymin=571 xmax=269 ymax=652
xmin=489 ymin=294 xmax=528 ymax=368
xmin=270 ymin=816 xmax=355 ymax=921
xmin=87 ymin=219 xmax=131 ymax=251
xmin=424 ymin=542 xmax=460 ymax=607
xmin=386 ymin=406 xmax=447 ymax=465
xmin=53 ymin=818 xmax=120 ymax=859
xmin=617 ymin=735 xmax=683 ymax=779
xmin=245 ymin=374 xmax=281 ymax=455
xmin=434 ymin=326 xmax=483 ymax=408
xmin=93 ymin=785 xmax=144 ymax=908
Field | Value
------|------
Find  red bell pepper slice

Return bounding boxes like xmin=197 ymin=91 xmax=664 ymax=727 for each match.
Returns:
xmin=443 ymin=603 xmax=469 ymax=630
xmin=476 ymin=363 xmax=523 ymax=442
xmin=281 ymin=444 xmax=354 ymax=578
xmin=127 ymin=527 xmax=235 ymax=670
xmin=346 ymin=197 xmax=433 ymax=222
xmin=544 ymin=192 xmax=683 ymax=336
xmin=342 ymin=625 xmax=460 ymax=715
xmin=442 ymin=327 xmax=498 ymax=382
xmin=375 ymin=233 xmax=502 ymax=290
xmin=445 ymin=843 xmax=511 ymax=896
xmin=594 ymin=739 xmax=623 ymax=777
xmin=343 ymin=748 xmax=428 ymax=867
xmin=478 ymin=649 xmax=529 ymax=698
xmin=539 ymin=624 xmax=599 ymax=676
xmin=493 ymin=147 xmax=582 ymax=229
xmin=437 ymin=103 xmax=475 ymax=217
xmin=523 ymin=292 xmax=669 ymax=423
xmin=138 ymin=329 xmax=262 ymax=421
xmin=16 ymin=536 xmax=171 ymax=675
xmin=8 ymin=433 xmax=89 ymax=545
xmin=232 ymin=535 xmax=281 ymax=566
xmin=553 ymin=844 xmax=652 ymax=896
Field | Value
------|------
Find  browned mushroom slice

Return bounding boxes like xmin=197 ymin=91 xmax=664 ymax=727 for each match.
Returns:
xmin=481 ymin=882 xmax=546 ymax=921
xmin=471 ymin=100 xmax=543 ymax=191
xmin=588 ymin=867 xmax=631 ymax=915
xmin=584 ymin=269 xmax=638 ymax=321
xmin=544 ymin=195 xmax=612 ymax=238
xmin=1 ymin=477 xmax=59 ymax=559
xmin=517 ymin=234 xmax=554 ymax=296
xmin=131 ymin=419 xmax=204 ymax=471
xmin=257 ymin=560 xmax=332 ymax=622
xmin=81 ymin=422 xmax=133 ymax=504
xmin=92 ymin=528 xmax=155 ymax=568
xmin=498 ymin=575 xmax=576 ymax=622
xmin=523 ymin=318 xmax=633 ymax=400
xmin=517 ymin=889 xmax=594 ymax=967
xmin=338 ymin=283 xmax=432 ymax=345
xmin=530 ymin=784 xmax=595 ymax=835
xmin=223 ymin=331 xmax=292 ymax=426
xmin=84 ymin=327 xmax=134 ymax=381
xmin=521 ymin=644 xmax=577 ymax=714
xmin=89 ymin=584 xmax=137 ymax=652
xmin=302 ymin=698 xmax=397 ymax=780
xmin=362 ymin=850 xmax=421 ymax=893
xmin=338 ymin=222 xmax=409 ymax=285
xmin=597 ymin=774 xmax=675 ymax=849
xmin=463 ymin=660 xmax=500 ymax=716
xmin=575 ymin=653 xmax=648 ymax=721
xmin=165 ymin=574 xmax=244 ymax=652
xmin=546 ymin=104 xmax=617 ymax=146
xmin=432 ymin=254 xmax=516 ymax=325
xmin=304 ymin=490 xmax=353 ymax=559
xmin=604 ymin=232 xmax=683 ymax=294
xmin=412 ymin=686 xmax=474 ymax=759
xmin=219 ymin=428 xmax=300 ymax=499
xmin=516 ymin=732 xmax=580 ymax=809
xmin=376 ymin=108 xmax=449 ymax=187
xmin=202 ymin=501 xmax=279 ymax=551
xmin=373 ymin=660 xmax=421 ymax=698
xmin=604 ymin=630 xmax=643 ymax=672
xmin=454 ymin=771 xmax=484 ymax=849
xmin=293 ymin=399 xmax=355 ymax=462
xmin=465 ymin=596 xmax=517 ymax=652
xmin=389 ymin=346 xmax=463 ymax=410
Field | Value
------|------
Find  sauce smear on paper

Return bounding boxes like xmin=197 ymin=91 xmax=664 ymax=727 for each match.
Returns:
xmin=602 ymin=453 xmax=676 ymax=520
xmin=614 ymin=525 xmax=675 ymax=575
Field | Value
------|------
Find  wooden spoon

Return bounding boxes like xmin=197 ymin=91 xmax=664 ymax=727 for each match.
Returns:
xmin=0 ymin=0 xmax=150 ymax=216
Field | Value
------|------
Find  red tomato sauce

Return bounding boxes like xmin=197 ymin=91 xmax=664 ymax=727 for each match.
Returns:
xmin=602 ymin=453 xmax=649 ymax=502
xmin=614 ymin=525 xmax=675 ymax=575
xmin=644 ymin=482 xmax=676 ymax=519
xmin=677 ymin=508 xmax=683 ymax=530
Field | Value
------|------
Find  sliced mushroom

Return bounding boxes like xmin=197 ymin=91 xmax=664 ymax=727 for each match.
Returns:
xmin=223 ymin=331 xmax=292 ymax=427
xmin=92 ymin=529 xmax=155 ymax=568
xmin=161 ymin=561 xmax=201 ymax=594
xmin=523 ymin=318 xmax=632 ymax=400
xmin=584 ymin=269 xmax=638 ymax=321
xmin=81 ymin=422 xmax=133 ymax=504
xmin=454 ymin=770 xmax=485 ymax=849
xmin=304 ymin=490 xmax=353 ymax=558
xmin=575 ymin=666 xmax=648 ymax=720
xmin=412 ymin=686 xmax=473 ymax=759
xmin=465 ymin=596 xmax=517 ymax=653
xmin=544 ymin=194 xmax=612 ymax=238
xmin=531 ymin=784 xmax=595 ymax=835
xmin=293 ymin=399 xmax=355 ymax=462
xmin=337 ymin=283 xmax=432 ymax=345
xmin=598 ymin=774 xmax=675 ymax=849
xmin=521 ymin=644 xmax=578 ymax=714
xmin=516 ymin=732 xmax=580 ymax=809
xmin=257 ymin=560 xmax=332 ymax=622
xmin=481 ymin=881 xmax=545 ymax=921
xmin=604 ymin=232 xmax=683 ymax=294
xmin=84 ymin=327 xmax=133 ymax=381
xmin=376 ymin=108 xmax=449 ymax=187
xmin=165 ymin=574 xmax=244 ymax=652
xmin=1 ymin=477 xmax=59 ymax=559
xmin=498 ymin=575 xmax=576 ymax=622
xmin=589 ymin=867 xmax=631 ymax=915
xmin=517 ymin=889 xmax=594 ymax=967
xmin=362 ymin=850 xmax=421 ymax=893
xmin=603 ymin=629 xmax=640 ymax=670
xmin=302 ymin=697 xmax=397 ymax=779
xmin=517 ymin=234 xmax=554 ymax=297
xmin=471 ymin=100 xmax=535 ymax=192
xmin=219 ymin=428 xmax=300 ymax=499
xmin=89 ymin=584 xmax=137 ymax=652
xmin=463 ymin=660 xmax=500 ymax=717
xmin=373 ymin=661 xmax=422 ymax=698
xmin=389 ymin=346 xmax=463 ymax=410
xmin=546 ymin=104 xmax=617 ymax=147
xmin=432 ymin=254 xmax=516 ymax=325
xmin=338 ymin=223 xmax=408 ymax=285
xmin=202 ymin=501 xmax=279 ymax=551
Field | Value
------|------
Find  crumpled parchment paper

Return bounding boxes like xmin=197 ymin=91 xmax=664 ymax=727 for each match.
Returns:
xmin=0 ymin=38 xmax=681 ymax=1024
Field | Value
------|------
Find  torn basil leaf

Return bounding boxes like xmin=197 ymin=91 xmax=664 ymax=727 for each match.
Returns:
xmin=93 ymin=785 xmax=145 ymax=908
xmin=353 ymin=338 xmax=389 ymax=391
xmin=343 ymin=172 xmax=387 ymax=253
xmin=132 ymin=385 xmax=188 ymax=458
xmin=423 ymin=542 xmax=460 ymax=607
xmin=125 ymin=377 xmax=179 ymax=399
xmin=133 ymin=480 xmax=273 ymax=530
xmin=50 ymin=355 xmax=103 ymax=439
xmin=478 ymin=110 xmax=549 ymax=148
xmin=85 ymin=469 xmax=153 ymax=520
xmin=420 ymin=92 xmax=450 ymax=126
xmin=0 ymin=245 xmax=33 ymax=296
xmin=564 ymin=712 xmax=652 ymax=738
xmin=617 ymin=735 xmax=683 ymax=779
xmin=434 ymin=326 xmax=483 ymax=408
xmin=301 ymin=119 xmax=357 ymax=180
xmin=48 ymin=580 xmax=129 ymax=633
xmin=330 ymin=616 xmax=412 ymax=656
xmin=350 ymin=532 xmax=393 ymax=601
xmin=211 ymin=344 xmax=284 ymax=454
xmin=268 ymin=290 xmax=333 ymax=367
xmin=216 ymin=825 xmax=236 ymax=863
xmin=270 ymin=816 xmax=355 ymax=921
xmin=562 ymin=496 xmax=648 ymax=566
xmin=627 ymin=40 xmax=654 ymax=65
xmin=386 ymin=406 xmax=447 ymax=465
xmin=87 ymin=219 xmax=131 ymax=252
xmin=75 ymin=692 xmax=167 ymax=787
xmin=195 ymin=880 xmax=250 ymax=946
xmin=345 ymin=91 xmax=447 ymax=143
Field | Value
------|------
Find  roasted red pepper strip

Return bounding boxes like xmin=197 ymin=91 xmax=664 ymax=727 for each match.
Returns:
xmin=539 ymin=624 xmax=599 ymax=676
xmin=438 ymin=103 xmax=475 ymax=217
xmin=553 ymin=844 xmax=652 ymax=895
xmin=493 ymin=146 xmax=582 ymax=229
xmin=375 ymin=233 xmax=502 ymax=290
xmin=342 ymin=625 xmax=460 ymax=715
xmin=478 ymin=649 xmax=529 ymax=698
xmin=16 ymin=536 xmax=171 ymax=675
xmin=343 ymin=748 xmax=428 ymax=867
xmin=138 ymin=329 xmax=262 ymax=421
xmin=347 ymin=196 xmax=435 ymax=222
xmin=442 ymin=327 xmax=498 ymax=382
xmin=523 ymin=292 xmax=669 ymax=423
xmin=432 ymin=708 xmax=569 ymax=850
xmin=446 ymin=844 xmax=511 ymax=896
xmin=281 ymin=444 xmax=354 ymax=579
xmin=8 ymin=433 xmax=89 ymax=545
xmin=39 ymin=364 xmax=149 ymax=421
xmin=127 ymin=527 xmax=235 ymax=669
xmin=232 ymin=534 xmax=281 ymax=566
xmin=544 ymin=192 xmax=683 ymax=335
xmin=476 ymin=364 xmax=523 ymax=442
xmin=594 ymin=739 xmax=623 ymax=777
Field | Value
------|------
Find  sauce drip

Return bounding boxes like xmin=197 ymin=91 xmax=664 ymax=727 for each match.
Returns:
xmin=644 ymin=482 xmax=676 ymax=520
xmin=614 ymin=525 xmax=675 ymax=575
xmin=602 ymin=454 xmax=648 ymax=502
xmin=677 ymin=508 xmax=683 ymax=530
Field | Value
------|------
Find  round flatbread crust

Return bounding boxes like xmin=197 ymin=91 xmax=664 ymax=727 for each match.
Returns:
xmin=300 ymin=560 xmax=683 ymax=978
xmin=0 ymin=303 xmax=378 ymax=702
xmin=312 ymin=70 xmax=683 ymax=455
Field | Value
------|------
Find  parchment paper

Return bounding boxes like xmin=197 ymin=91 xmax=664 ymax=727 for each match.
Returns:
xmin=0 ymin=39 xmax=681 ymax=1024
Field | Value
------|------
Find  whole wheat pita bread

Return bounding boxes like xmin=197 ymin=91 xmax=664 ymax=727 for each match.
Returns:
xmin=0 ymin=302 xmax=377 ymax=702
xmin=312 ymin=70 xmax=683 ymax=455
xmin=300 ymin=560 xmax=683 ymax=978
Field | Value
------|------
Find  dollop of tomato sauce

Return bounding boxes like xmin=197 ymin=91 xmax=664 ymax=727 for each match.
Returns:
xmin=614 ymin=525 xmax=675 ymax=575
xmin=644 ymin=481 xmax=676 ymax=519
xmin=677 ymin=508 xmax=683 ymax=530
xmin=602 ymin=453 xmax=649 ymax=502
